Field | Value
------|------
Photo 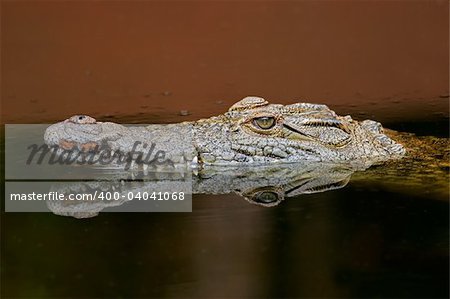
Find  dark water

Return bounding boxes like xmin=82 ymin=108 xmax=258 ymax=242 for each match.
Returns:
xmin=1 ymin=119 xmax=449 ymax=299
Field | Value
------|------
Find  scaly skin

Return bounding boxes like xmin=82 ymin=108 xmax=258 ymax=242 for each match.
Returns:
xmin=44 ymin=96 xmax=405 ymax=167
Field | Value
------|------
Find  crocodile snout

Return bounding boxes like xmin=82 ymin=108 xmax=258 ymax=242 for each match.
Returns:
xmin=44 ymin=115 xmax=102 ymax=147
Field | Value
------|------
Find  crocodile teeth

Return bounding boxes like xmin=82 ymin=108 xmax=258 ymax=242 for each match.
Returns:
xmin=191 ymin=156 xmax=198 ymax=167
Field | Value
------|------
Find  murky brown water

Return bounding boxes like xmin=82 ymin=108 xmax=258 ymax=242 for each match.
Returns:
xmin=2 ymin=1 xmax=448 ymax=125
xmin=1 ymin=1 xmax=449 ymax=298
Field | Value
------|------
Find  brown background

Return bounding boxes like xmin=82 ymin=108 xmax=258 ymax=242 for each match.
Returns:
xmin=1 ymin=1 xmax=449 ymax=125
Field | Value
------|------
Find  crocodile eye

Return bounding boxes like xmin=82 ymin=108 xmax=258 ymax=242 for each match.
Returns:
xmin=78 ymin=116 xmax=85 ymax=121
xmin=253 ymin=117 xmax=276 ymax=130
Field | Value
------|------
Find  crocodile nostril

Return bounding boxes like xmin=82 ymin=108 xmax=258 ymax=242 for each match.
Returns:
xmin=69 ymin=115 xmax=96 ymax=124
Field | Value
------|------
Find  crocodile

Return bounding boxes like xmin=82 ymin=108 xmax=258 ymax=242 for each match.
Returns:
xmin=41 ymin=97 xmax=449 ymax=218
xmin=44 ymin=96 xmax=406 ymax=167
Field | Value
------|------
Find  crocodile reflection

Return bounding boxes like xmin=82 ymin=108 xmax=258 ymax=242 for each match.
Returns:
xmin=47 ymin=162 xmax=367 ymax=218
xmin=198 ymin=163 xmax=354 ymax=207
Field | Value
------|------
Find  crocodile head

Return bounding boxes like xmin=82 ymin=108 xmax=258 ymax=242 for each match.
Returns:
xmin=193 ymin=96 xmax=405 ymax=165
xmin=44 ymin=96 xmax=405 ymax=167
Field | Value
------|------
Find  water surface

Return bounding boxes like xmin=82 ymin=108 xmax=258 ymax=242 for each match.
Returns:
xmin=2 ymin=115 xmax=448 ymax=298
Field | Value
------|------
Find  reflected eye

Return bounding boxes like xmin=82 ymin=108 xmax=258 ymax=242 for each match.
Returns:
xmin=255 ymin=191 xmax=279 ymax=204
xmin=253 ymin=117 xmax=276 ymax=130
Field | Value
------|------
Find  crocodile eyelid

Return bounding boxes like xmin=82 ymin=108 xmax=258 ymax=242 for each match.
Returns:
xmin=243 ymin=111 xmax=281 ymax=123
